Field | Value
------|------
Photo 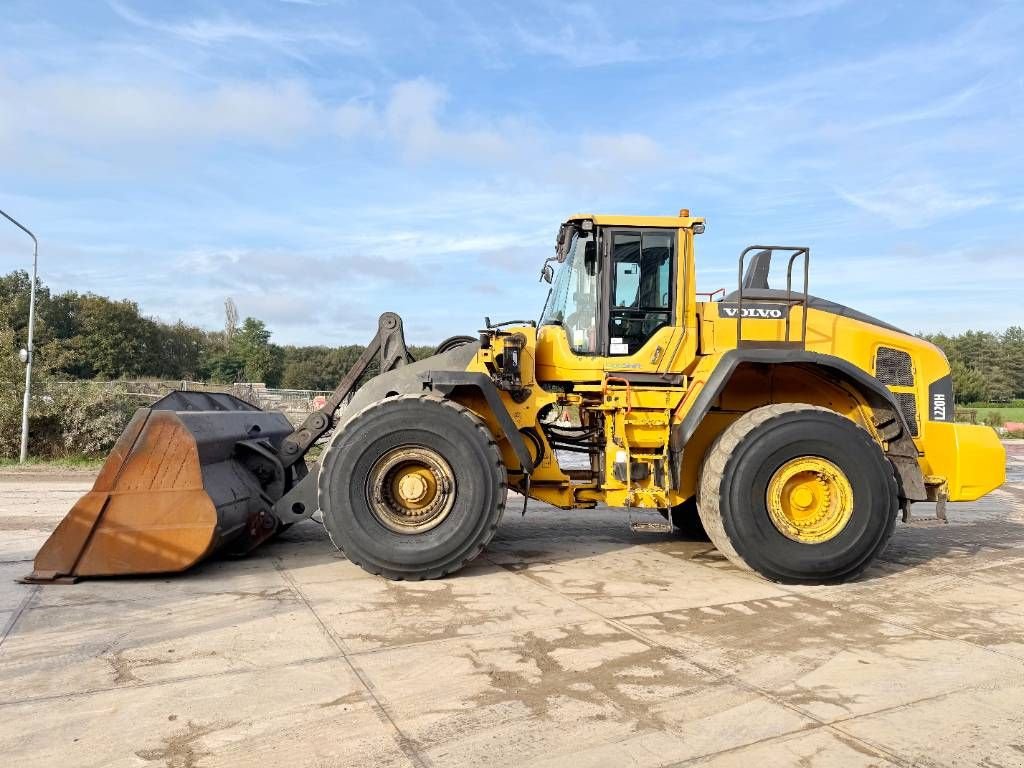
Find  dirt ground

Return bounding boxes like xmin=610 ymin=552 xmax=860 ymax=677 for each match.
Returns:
xmin=1 ymin=445 xmax=1023 ymax=768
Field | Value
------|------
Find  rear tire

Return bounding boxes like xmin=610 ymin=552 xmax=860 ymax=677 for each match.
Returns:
xmin=319 ymin=395 xmax=507 ymax=580
xmin=434 ymin=335 xmax=477 ymax=355
xmin=664 ymin=497 xmax=710 ymax=540
xmin=697 ymin=404 xmax=898 ymax=584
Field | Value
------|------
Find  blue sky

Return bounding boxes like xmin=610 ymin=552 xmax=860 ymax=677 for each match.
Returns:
xmin=1 ymin=1 xmax=1022 ymax=345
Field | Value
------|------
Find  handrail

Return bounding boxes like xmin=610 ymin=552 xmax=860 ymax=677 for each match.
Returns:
xmin=736 ymin=245 xmax=810 ymax=348
xmin=696 ymin=288 xmax=725 ymax=302
xmin=784 ymin=248 xmax=810 ymax=346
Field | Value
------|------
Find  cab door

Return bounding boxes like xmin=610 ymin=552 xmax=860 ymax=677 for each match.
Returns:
xmin=601 ymin=228 xmax=681 ymax=371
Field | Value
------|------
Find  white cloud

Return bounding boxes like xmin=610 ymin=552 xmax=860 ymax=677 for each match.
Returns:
xmin=107 ymin=1 xmax=367 ymax=57
xmin=582 ymin=133 xmax=660 ymax=167
xmin=381 ymin=79 xmax=512 ymax=163
xmin=514 ymin=26 xmax=650 ymax=68
xmin=509 ymin=3 xmax=644 ymax=67
xmin=332 ymin=102 xmax=376 ymax=138
xmin=0 ymin=75 xmax=442 ymax=155
xmin=0 ymin=70 xmax=658 ymax=188
xmin=836 ymin=180 xmax=997 ymax=229
xmin=383 ymin=79 xmax=448 ymax=158
xmin=509 ymin=4 xmax=756 ymax=68
xmin=0 ymin=75 xmax=321 ymax=147
xmin=711 ymin=0 xmax=849 ymax=23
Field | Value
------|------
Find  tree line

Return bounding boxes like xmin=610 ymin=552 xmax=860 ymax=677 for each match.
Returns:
xmin=0 ymin=270 xmax=435 ymax=390
xmin=2 ymin=269 xmax=1022 ymax=404
xmin=922 ymin=329 xmax=1024 ymax=404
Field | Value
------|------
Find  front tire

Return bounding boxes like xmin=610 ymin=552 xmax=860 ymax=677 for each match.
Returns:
xmin=698 ymin=403 xmax=898 ymax=584
xmin=319 ymin=395 xmax=507 ymax=580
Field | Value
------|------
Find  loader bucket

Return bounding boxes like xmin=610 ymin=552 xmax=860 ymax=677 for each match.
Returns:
xmin=26 ymin=392 xmax=296 ymax=583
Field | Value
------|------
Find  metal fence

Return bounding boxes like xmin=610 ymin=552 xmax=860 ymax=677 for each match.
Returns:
xmin=53 ymin=380 xmax=334 ymax=424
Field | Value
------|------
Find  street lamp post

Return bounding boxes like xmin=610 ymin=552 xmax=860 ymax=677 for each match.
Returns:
xmin=0 ymin=209 xmax=39 ymax=463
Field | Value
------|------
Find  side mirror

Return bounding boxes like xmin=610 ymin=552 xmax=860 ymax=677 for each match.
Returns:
xmin=540 ymin=263 xmax=555 ymax=284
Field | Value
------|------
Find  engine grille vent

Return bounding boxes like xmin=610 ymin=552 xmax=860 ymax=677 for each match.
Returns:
xmin=895 ymin=392 xmax=919 ymax=437
xmin=875 ymin=347 xmax=914 ymax=387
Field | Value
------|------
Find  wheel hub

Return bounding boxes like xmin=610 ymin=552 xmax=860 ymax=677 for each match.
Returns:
xmin=397 ymin=472 xmax=430 ymax=504
xmin=367 ymin=446 xmax=456 ymax=534
xmin=766 ymin=456 xmax=853 ymax=544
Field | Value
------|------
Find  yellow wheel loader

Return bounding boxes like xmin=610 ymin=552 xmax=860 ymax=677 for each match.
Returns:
xmin=28 ymin=211 xmax=1006 ymax=585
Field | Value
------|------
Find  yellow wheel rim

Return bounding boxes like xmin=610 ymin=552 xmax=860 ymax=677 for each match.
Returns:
xmin=367 ymin=446 xmax=456 ymax=534
xmin=766 ymin=457 xmax=854 ymax=544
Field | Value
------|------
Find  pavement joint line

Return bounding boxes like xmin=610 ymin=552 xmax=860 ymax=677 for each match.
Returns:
xmin=272 ymin=561 xmax=355 ymax=657
xmin=773 ymin=585 xmax=1024 ymax=668
xmin=599 ymin=611 xmax=935 ymax=768
xmin=485 ymin=552 xmax=968 ymax=766
xmin=273 ymin=557 xmax=430 ymax=768
xmin=823 ymin=682 xmax=1019 ymax=735
xmin=0 ymin=653 xmax=341 ymax=709
xmin=484 ymin=556 xmax=835 ymax=730
xmin=819 ymin=724 xmax=920 ymax=768
xmin=661 ymin=722 xmax=913 ymax=768
xmin=15 ymin=597 xmax=199 ymax=613
xmin=11 ymin=580 xmax=336 ymax=612
xmin=0 ymin=584 xmax=38 ymax=650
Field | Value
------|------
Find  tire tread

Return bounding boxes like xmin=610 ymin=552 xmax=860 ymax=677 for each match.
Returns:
xmin=318 ymin=394 xmax=507 ymax=580
xmin=697 ymin=403 xmax=898 ymax=582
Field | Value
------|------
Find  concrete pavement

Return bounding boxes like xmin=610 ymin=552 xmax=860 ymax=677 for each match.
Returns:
xmin=1 ymin=445 xmax=1023 ymax=767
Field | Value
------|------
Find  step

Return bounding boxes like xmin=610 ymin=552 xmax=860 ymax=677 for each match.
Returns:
xmin=629 ymin=520 xmax=673 ymax=534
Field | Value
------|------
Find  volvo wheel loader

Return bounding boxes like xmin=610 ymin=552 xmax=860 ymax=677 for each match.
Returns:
xmin=27 ymin=211 xmax=1006 ymax=585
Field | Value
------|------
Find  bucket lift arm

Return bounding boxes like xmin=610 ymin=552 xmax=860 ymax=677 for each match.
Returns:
xmin=278 ymin=312 xmax=415 ymax=469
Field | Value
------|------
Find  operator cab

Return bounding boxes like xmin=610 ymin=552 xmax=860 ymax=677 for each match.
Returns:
xmin=537 ymin=215 xmax=689 ymax=375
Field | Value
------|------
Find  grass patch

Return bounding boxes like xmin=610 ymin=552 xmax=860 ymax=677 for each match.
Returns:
xmin=959 ymin=405 xmax=1024 ymax=425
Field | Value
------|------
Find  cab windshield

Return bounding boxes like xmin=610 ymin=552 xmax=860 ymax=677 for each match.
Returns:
xmin=539 ymin=231 xmax=598 ymax=354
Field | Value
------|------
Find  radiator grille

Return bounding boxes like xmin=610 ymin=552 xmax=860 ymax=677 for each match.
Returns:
xmin=875 ymin=347 xmax=914 ymax=387
xmin=895 ymin=392 xmax=919 ymax=437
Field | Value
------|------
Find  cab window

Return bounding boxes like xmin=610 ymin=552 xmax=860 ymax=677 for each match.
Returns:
xmin=539 ymin=231 xmax=599 ymax=354
xmin=608 ymin=230 xmax=673 ymax=355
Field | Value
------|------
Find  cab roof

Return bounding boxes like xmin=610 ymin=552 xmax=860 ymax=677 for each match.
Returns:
xmin=567 ymin=212 xmax=705 ymax=229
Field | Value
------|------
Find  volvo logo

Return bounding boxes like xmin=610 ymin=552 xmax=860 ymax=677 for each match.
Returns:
xmin=720 ymin=303 xmax=788 ymax=320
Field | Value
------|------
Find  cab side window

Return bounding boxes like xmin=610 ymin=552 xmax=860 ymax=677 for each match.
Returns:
xmin=608 ymin=231 xmax=673 ymax=355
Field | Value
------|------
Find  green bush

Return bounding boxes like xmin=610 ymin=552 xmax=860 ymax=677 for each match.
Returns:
xmin=44 ymin=383 xmax=140 ymax=457
xmin=955 ymin=407 xmax=977 ymax=424
xmin=0 ymin=383 xmax=140 ymax=460
xmin=983 ymin=410 xmax=1006 ymax=428
xmin=0 ymin=384 xmax=26 ymax=459
xmin=0 ymin=329 xmax=31 ymax=458
xmin=1 ymin=333 xmax=140 ymax=459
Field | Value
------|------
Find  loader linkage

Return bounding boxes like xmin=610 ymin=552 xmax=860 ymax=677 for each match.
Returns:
xmin=279 ymin=312 xmax=415 ymax=468
xmin=25 ymin=312 xmax=417 ymax=583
